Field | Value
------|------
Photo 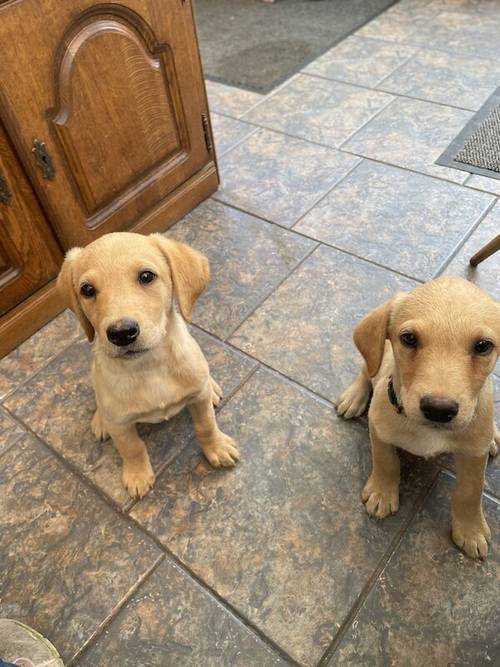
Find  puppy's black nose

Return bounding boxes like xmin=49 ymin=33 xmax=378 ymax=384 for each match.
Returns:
xmin=420 ymin=395 xmax=459 ymax=423
xmin=106 ymin=319 xmax=140 ymax=347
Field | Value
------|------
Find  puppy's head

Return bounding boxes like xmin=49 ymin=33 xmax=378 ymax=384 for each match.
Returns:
xmin=354 ymin=277 xmax=499 ymax=430
xmin=57 ymin=232 xmax=209 ymax=358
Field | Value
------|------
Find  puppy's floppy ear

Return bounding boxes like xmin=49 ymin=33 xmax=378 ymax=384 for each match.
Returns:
xmin=353 ymin=299 xmax=393 ymax=377
xmin=152 ymin=234 xmax=209 ymax=320
xmin=56 ymin=247 xmax=95 ymax=342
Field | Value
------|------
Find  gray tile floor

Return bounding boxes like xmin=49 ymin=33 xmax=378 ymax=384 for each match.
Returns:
xmin=1 ymin=1 xmax=500 ymax=665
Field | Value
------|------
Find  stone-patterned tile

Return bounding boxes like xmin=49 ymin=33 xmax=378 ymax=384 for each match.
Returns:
xmin=168 ymin=199 xmax=315 ymax=338
xmin=412 ymin=10 xmax=500 ymax=60
xmin=0 ymin=405 xmax=25 ymax=457
xmin=295 ymin=160 xmax=493 ymax=281
xmin=78 ymin=559 xmax=286 ymax=667
xmin=0 ymin=309 xmax=81 ymax=400
xmin=332 ymin=474 xmax=500 ymax=666
xmin=303 ymin=36 xmax=415 ymax=88
xmin=244 ymin=74 xmax=393 ymax=149
xmin=4 ymin=332 xmax=255 ymax=506
xmin=343 ymin=97 xmax=472 ymax=183
xmin=379 ymin=48 xmax=500 ymax=111
xmin=466 ymin=173 xmax=500 ymax=195
xmin=131 ymin=369 xmax=438 ymax=666
xmin=0 ymin=433 xmax=161 ymax=664
xmin=355 ymin=10 xmax=427 ymax=42
xmin=230 ymin=246 xmax=416 ymax=403
xmin=206 ymin=80 xmax=263 ymax=118
xmin=440 ymin=201 xmax=500 ymax=300
xmin=216 ymin=128 xmax=360 ymax=227
xmin=210 ymin=112 xmax=255 ymax=157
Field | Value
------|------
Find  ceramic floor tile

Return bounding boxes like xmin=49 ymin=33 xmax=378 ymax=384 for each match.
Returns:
xmin=216 ymin=128 xmax=360 ymax=227
xmin=295 ymin=160 xmax=493 ymax=280
xmin=440 ymin=201 xmax=500 ymax=300
xmin=230 ymin=245 xmax=416 ymax=403
xmin=206 ymin=80 xmax=263 ymax=118
xmin=411 ymin=10 xmax=500 ymax=59
xmin=131 ymin=368 xmax=438 ymax=666
xmin=167 ymin=199 xmax=315 ymax=338
xmin=0 ymin=433 xmax=161 ymax=663
xmin=332 ymin=473 xmax=500 ymax=666
xmin=78 ymin=559 xmax=286 ymax=667
xmin=0 ymin=405 xmax=25 ymax=457
xmin=303 ymin=36 xmax=415 ymax=88
xmin=466 ymin=173 xmax=500 ymax=195
xmin=343 ymin=96 xmax=472 ymax=183
xmin=4 ymin=332 xmax=255 ymax=506
xmin=355 ymin=11 xmax=427 ymax=42
xmin=243 ymin=74 xmax=394 ymax=148
xmin=0 ymin=309 xmax=81 ymax=400
xmin=210 ymin=112 xmax=255 ymax=157
xmin=379 ymin=48 xmax=500 ymax=111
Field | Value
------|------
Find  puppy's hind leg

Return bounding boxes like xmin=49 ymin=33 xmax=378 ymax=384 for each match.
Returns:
xmin=91 ymin=408 xmax=109 ymax=441
xmin=210 ymin=376 xmax=223 ymax=407
xmin=335 ymin=364 xmax=372 ymax=419
xmin=489 ymin=422 xmax=499 ymax=457
xmin=189 ymin=389 xmax=239 ymax=467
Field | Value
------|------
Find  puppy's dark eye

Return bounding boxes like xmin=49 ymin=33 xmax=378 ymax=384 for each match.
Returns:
xmin=80 ymin=283 xmax=96 ymax=298
xmin=400 ymin=332 xmax=418 ymax=348
xmin=138 ymin=270 xmax=156 ymax=285
xmin=474 ymin=339 xmax=494 ymax=356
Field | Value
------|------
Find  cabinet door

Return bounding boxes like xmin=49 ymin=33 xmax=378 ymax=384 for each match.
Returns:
xmin=0 ymin=0 xmax=211 ymax=249
xmin=0 ymin=124 xmax=62 ymax=317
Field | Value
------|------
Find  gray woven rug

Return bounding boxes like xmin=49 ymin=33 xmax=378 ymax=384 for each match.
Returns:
xmin=437 ymin=86 xmax=500 ymax=180
xmin=194 ymin=0 xmax=397 ymax=93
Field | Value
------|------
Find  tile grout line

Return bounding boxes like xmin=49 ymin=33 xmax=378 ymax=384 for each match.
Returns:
xmin=316 ymin=468 xmax=441 ymax=666
xmin=0 ymin=331 xmax=84 ymax=405
xmin=431 ymin=195 xmax=498 ymax=278
xmin=209 ymin=196 xmax=426 ymax=284
xmin=68 ymin=553 xmax=166 ymax=666
xmin=301 ymin=70 xmax=477 ymax=114
xmin=121 ymin=512 xmax=302 ymax=666
xmin=222 ymin=241 xmax=320 ymax=342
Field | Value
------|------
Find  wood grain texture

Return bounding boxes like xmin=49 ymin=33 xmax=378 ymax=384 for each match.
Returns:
xmin=0 ymin=122 xmax=62 ymax=316
xmin=0 ymin=0 xmax=214 ymax=248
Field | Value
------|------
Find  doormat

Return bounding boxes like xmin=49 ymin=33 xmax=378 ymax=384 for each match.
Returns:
xmin=194 ymin=0 xmax=397 ymax=93
xmin=437 ymin=86 xmax=500 ymax=181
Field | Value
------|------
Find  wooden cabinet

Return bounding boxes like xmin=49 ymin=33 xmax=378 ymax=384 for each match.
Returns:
xmin=0 ymin=0 xmax=217 ymax=356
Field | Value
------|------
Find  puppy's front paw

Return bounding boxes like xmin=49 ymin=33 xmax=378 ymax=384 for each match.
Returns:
xmin=362 ymin=476 xmax=399 ymax=519
xmin=122 ymin=458 xmax=155 ymax=499
xmin=202 ymin=433 xmax=239 ymax=468
xmin=335 ymin=378 xmax=370 ymax=420
xmin=452 ymin=514 xmax=491 ymax=560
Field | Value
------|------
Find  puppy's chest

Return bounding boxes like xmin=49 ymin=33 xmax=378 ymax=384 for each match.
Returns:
xmin=389 ymin=425 xmax=451 ymax=458
xmin=96 ymin=366 xmax=196 ymax=424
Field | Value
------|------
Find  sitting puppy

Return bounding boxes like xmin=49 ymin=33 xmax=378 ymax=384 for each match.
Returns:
xmin=57 ymin=232 xmax=239 ymax=499
xmin=336 ymin=277 xmax=499 ymax=559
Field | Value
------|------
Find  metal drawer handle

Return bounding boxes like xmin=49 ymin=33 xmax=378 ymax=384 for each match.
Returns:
xmin=0 ymin=174 xmax=12 ymax=205
xmin=32 ymin=139 xmax=55 ymax=180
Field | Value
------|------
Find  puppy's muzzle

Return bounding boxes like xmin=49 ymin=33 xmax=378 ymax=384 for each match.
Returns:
xmin=420 ymin=395 xmax=459 ymax=424
xmin=107 ymin=319 xmax=140 ymax=347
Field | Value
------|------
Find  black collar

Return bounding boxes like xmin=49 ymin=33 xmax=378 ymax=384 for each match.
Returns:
xmin=388 ymin=376 xmax=404 ymax=415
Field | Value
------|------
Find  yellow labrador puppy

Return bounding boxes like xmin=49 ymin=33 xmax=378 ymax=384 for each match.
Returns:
xmin=57 ymin=232 xmax=239 ymax=499
xmin=336 ymin=277 xmax=499 ymax=559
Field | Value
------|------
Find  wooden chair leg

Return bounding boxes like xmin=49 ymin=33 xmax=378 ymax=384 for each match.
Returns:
xmin=469 ymin=234 xmax=500 ymax=267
